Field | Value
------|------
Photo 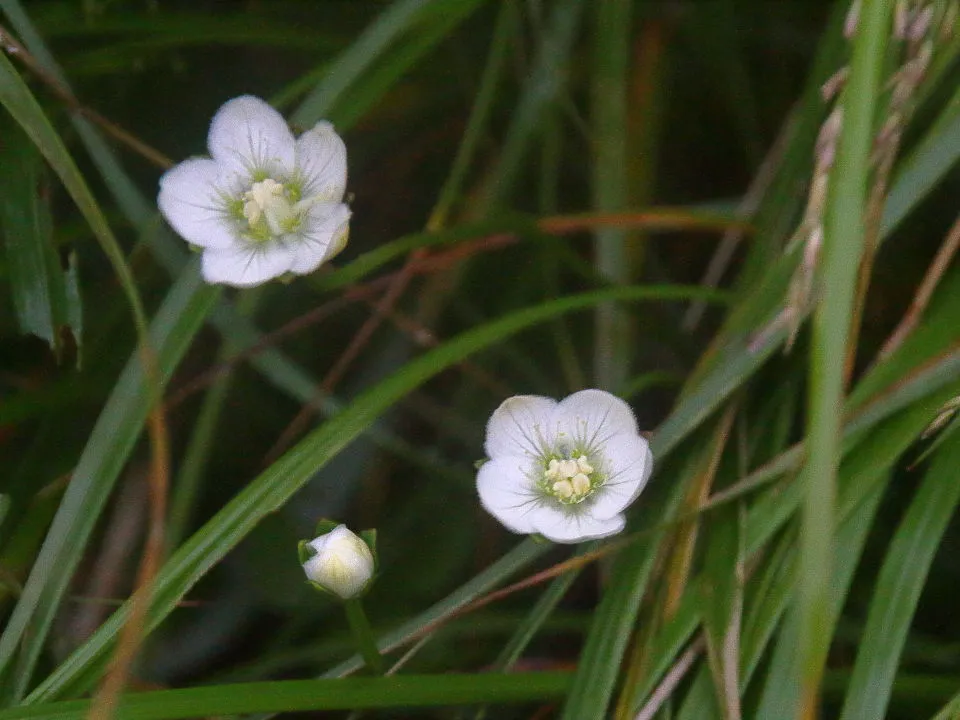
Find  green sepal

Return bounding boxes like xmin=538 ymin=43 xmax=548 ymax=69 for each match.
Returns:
xmin=312 ymin=518 xmax=341 ymax=537
xmin=297 ymin=539 xmax=314 ymax=565
xmin=359 ymin=529 xmax=379 ymax=573
xmin=474 ymin=458 xmax=488 ymax=470
xmin=305 ymin=579 xmax=338 ymax=599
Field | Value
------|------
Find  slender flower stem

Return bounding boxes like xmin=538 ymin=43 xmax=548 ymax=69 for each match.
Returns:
xmin=343 ymin=599 xmax=384 ymax=675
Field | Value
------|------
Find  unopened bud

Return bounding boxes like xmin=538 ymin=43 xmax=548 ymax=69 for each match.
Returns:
xmin=301 ymin=524 xmax=376 ymax=600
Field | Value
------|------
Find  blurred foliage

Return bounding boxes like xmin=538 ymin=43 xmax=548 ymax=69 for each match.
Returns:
xmin=0 ymin=0 xmax=958 ymax=718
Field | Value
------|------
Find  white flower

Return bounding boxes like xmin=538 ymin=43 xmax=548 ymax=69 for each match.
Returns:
xmin=158 ymin=95 xmax=351 ymax=287
xmin=302 ymin=525 xmax=375 ymax=599
xmin=477 ymin=389 xmax=653 ymax=544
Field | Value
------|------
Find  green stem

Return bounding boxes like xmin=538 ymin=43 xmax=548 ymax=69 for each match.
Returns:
xmin=591 ymin=0 xmax=632 ymax=392
xmin=800 ymin=0 xmax=892 ymax=713
xmin=343 ymin=599 xmax=384 ymax=675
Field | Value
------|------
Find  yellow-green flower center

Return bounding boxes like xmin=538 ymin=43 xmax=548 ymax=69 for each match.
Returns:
xmin=241 ymin=178 xmax=306 ymax=242
xmin=542 ymin=452 xmax=597 ymax=504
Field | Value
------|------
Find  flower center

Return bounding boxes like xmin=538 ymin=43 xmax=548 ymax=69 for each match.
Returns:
xmin=241 ymin=178 xmax=307 ymax=241
xmin=542 ymin=452 xmax=598 ymax=504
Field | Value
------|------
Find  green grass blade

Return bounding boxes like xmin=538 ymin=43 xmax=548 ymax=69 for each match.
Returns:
xmin=591 ymin=0 xmax=632 ymax=390
xmin=429 ymin=0 xmax=514 ymax=228
xmin=930 ymin=691 xmax=960 ymax=720
xmin=0 ymin=0 xmax=154 ymax=224
xmin=331 ymin=1 xmax=485 ymax=131
xmin=483 ymin=0 xmax=587 ymax=206
xmin=290 ymin=0 xmax=451 ymax=127
xmin=0 ymin=39 xmax=148 ymax=343
xmin=753 ymin=382 xmax=955 ymax=716
xmin=0 ymin=119 xmax=79 ymax=360
xmin=881 ymin=81 xmax=960 ymax=235
xmin=753 ymin=479 xmax=886 ymax=718
xmin=559 ymin=534 xmax=659 ymax=719
xmin=799 ymin=0 xmax=891 ymax=705
xmin=839 ymin=431 xmax=960 ymax=720
xmin=699 ymin=505 xmax=745 ymax=719
xmin=0 ymin=263 xmax=219 ymax=699
xmin=0 ymin=673 xmax=572 ymax=719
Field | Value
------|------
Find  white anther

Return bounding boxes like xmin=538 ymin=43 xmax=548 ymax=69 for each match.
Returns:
xmin=571 ymin=473 xmax=591 ymax=495
xmin=553 ymin=480 xmax=574 ymax=499
xmin=545 ymin=459 xmax=561 ymax=480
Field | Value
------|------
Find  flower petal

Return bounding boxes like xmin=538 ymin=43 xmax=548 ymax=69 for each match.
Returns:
xmin=287 ymin=203 xmax=352 ymax=275
xmin=485 ymin=395 xmax=558 ymax=459
xmin=208 ymin=95 xmax=295 ymax=179
xmin=296 ymin=121 xmax=348 ymax=203
xmin=554 ymin=389 xmax=639 ymax=450
xmin=200 ymin=244 xmax=293 ymax=287
xmin=158 ymin=158 xmax=236 ymax=249
xmin=476 ymin=457 xmax=541 ymax=534
xmin=533 ymin=508 xmax=625 ymax=544
xmin=589 ymin=434 xmax=653 ymax=520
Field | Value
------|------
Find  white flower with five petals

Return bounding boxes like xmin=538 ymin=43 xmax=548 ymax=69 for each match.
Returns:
xmin=158 ymin=95 xmax=351 ymax=287
xmin=477 ymin=389 xmax=653 ymax=544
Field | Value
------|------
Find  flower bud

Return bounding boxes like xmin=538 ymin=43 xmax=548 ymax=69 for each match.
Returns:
xmin=300 ymin=524 xmax=376 ymax=599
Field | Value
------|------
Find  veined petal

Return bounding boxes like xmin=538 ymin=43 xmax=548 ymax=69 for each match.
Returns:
xmin=208 ymin=96 xmax=296 ymax=179
xmin=555 ymin=389 xmax=639 ymax=450
xmin=533 ymin=508 xmax=625 ymax=544
xmin=485 ymin=395 xmax=558 ymax=459
xmin=588 ymin=434 xmax=653 ymax=520
xmin=200 ymin=243 xmax=293 ymax=287
xmin=296 ymin=121 xmax=348 ymax=203
xmin=476 ymin=458 xmax=541 ymax=534
xmin=158 ymin=158 xmax=236 ymax=249
xmin=286 ymin=203 xmax=352 ymax=275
